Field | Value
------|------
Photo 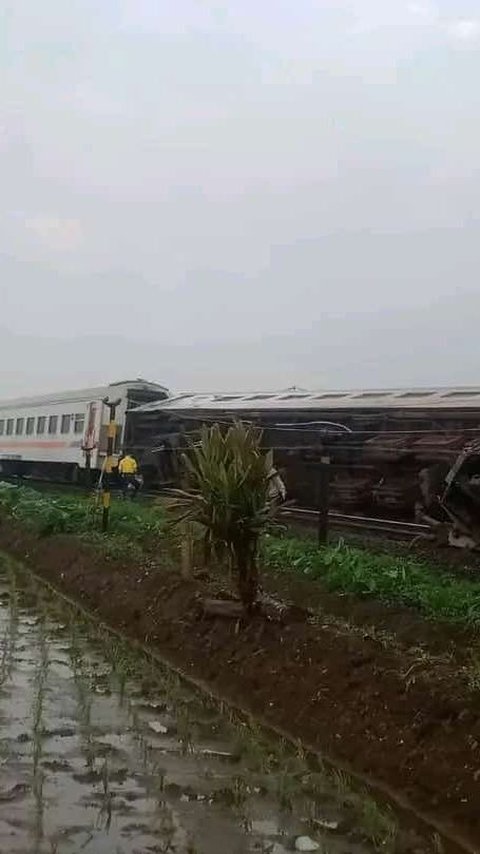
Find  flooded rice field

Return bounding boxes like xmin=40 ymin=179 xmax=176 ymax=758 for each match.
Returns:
xmin=0 ymin=556 xmax=442 ymax=854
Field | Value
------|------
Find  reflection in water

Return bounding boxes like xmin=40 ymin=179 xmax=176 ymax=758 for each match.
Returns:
xmin=31 ymin=614 xmax=48 ymax=853
xmin=0 ymin=556 xmax=427 ymax=854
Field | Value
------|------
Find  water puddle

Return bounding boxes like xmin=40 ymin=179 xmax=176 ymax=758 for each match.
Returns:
xmin=0 ymin=557 xmax=440 ymax=853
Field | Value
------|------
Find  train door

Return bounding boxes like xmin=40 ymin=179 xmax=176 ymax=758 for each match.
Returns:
xmin=81 ymin=401 xmax=101 ymax=470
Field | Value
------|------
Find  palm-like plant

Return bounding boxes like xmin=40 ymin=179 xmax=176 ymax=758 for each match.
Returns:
xmin=170 ymin=421 xmax=280 ymax=611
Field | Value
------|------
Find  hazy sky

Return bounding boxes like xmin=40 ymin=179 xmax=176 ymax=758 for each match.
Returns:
xmin=2 ymin=0 xmax=480 ymax=395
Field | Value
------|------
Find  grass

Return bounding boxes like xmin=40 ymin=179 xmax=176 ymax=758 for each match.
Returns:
xmin=0 ymin=482 xmax=168 ymax=559
xmin=359 ymin=794 xmax=397 ymax=852
xmin=262 ymin=535 xmax=480 ymax=628
xmin=4 ymin=482 xmax=480 ymax=631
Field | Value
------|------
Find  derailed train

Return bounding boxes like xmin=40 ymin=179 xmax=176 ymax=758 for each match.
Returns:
xmin=2 ymin=380 xmax=480 ymax=529
xmin=126 ymin=386 xmax=480 ymax=524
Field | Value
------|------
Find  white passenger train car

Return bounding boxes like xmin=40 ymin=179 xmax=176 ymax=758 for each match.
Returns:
xmin=0 ymin=379 xmax=168 ymax=481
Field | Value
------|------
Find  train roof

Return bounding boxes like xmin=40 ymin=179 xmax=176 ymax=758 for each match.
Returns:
xmin=134 ymin=386 xmax=480 ymax=413
xmin=0 ymin=379 xmax=168 ymax=410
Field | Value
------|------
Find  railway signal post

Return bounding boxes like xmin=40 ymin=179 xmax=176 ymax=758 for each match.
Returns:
xmin=101 ymin=397 xmax=121 ymax=533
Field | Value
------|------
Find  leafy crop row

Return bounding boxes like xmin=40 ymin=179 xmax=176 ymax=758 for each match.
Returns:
xmin=0 ymin=483 xmax=166 ymax=547
xmin=262 ymin=536 xmax=480 ymax=627
xmin=3 ymin=483 xmax=480 ymax=628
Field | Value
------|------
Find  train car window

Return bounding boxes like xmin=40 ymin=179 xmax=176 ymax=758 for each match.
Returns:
xmin=73 ymin=413 xmax=85 ymax=434
xmin=48 ymin=415 xmax=58 ymax=435
xmin=397 ymin=391 xmax=435 ymax=399
xmin=442 ymin=391 xmax=479 ymax=398
xmin=61 ymin=414 xmax=71 ymax=434
xmin=37 ymin=416 xmax=46 ymax=435
xmin=354 ymin=392 xmax=390 ymax=399
xmin=15 ymin=418 xmax=24 ymax=436
xmin=279 ymin=394 xmax=311 ymax=400
xmin=314 ymin=393 xmax=347 ymax=399
xmin=26 ymin=417 xmax=35 ymax=435
xmin=6 ymin=419 xmax=14 ymax=436
xmin=0 ymin=420 xmax=4 ymax=436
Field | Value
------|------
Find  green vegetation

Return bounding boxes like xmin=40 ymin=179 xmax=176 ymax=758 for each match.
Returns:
xmin=263 ymin=535 xmax=480 ymax=627
xmin=3 ymin=480 xmax=480 ymax=629
xmin=169 ymin=421 xmax=281 ymax=610
xmin=0 ymin=482 xmax=95 ymax=536
xmin=0 ymin=482 xmax=167 ymax=560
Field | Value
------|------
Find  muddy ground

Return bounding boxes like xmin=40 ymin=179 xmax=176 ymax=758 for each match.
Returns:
xmin=2 ymin=559 xmax=396 ymax=854
xmin=1 ymin=518 xmax=480 ymax=851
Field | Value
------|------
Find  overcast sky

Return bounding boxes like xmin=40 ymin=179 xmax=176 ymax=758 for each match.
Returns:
xmin=2 ymin=0 xmax=480 ymax=396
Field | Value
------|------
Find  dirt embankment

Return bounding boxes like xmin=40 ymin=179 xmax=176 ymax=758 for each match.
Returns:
xmin=1 ymin=518 xmax=480 ymax=850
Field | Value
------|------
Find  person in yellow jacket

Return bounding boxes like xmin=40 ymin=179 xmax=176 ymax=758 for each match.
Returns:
xmin=118 ymin=451 xmax=139 ymax=498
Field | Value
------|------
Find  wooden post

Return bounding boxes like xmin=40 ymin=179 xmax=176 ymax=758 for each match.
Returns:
xmin=84 ymin=449 xmax=92 ymax=488
xmin=180 ymin=522 xmax=194 ymax=578
xmin=317 ymin=455 xmax=331 ymax=546
xmin=101 ymin=397 xmax=121 ymax=533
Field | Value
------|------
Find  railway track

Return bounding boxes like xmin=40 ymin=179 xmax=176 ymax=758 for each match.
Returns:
xmin=280 ymin=506 xmax=431 ymax=539
xmin=1 ymin=477 xmax=431 ymax=540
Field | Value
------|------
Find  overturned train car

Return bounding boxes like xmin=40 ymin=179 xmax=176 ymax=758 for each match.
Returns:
xmin=126 ymin=387 xmax=480 ymax=521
